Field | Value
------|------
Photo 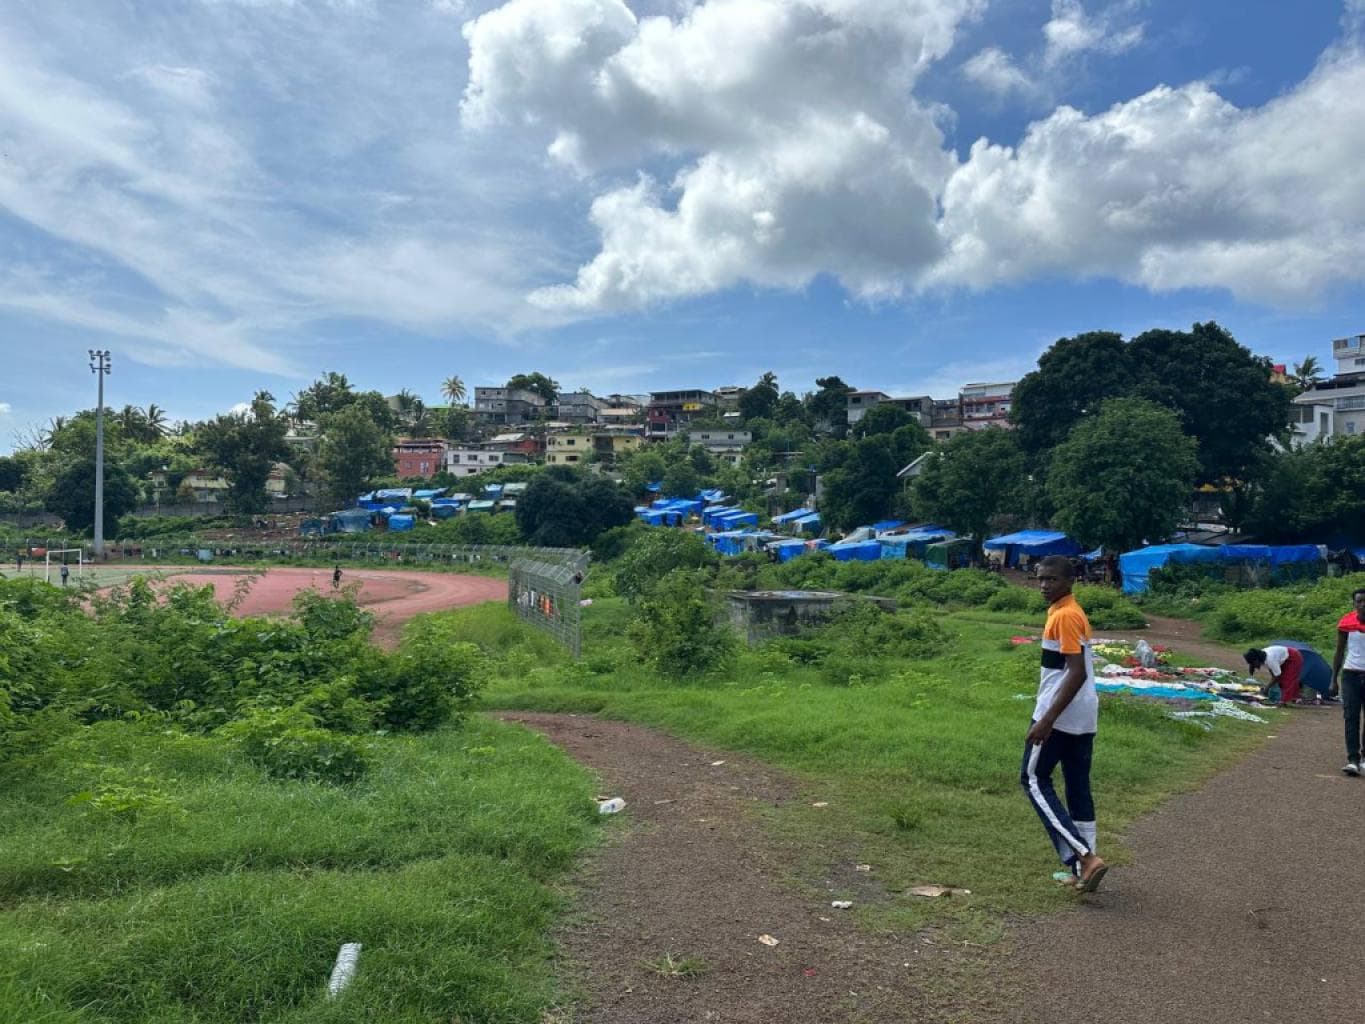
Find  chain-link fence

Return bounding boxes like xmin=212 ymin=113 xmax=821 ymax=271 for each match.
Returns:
xmin=507 ymin=555 xmax=589 ymax=658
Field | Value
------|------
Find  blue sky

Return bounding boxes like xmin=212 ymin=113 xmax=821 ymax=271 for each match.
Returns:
xmin=2 ymin=0 xmax=1363 ymax=448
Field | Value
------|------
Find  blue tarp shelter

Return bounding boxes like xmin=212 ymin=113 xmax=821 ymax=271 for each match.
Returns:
xmin=873 ymin=519 xmax=906 ymax=533
xmin=794 ymin=512 xmax=822 ymax=534
xmin=1119 ymin=544 xmax=1221 ymax=594
xmin=716 ymin=511 xmax=760 ymax=528
xmin=413 ymin=488 xmax=446 ymax=500
xmin=467 ymin=500 xmax=496 ymax=514
xmin=881 ymin=525 xmax=955 ymax=560
xmin=829 ymin=540 xmax=882 ymax=562
xmin=984 ymin=530 xmax=1083 ymax=568
xmin=432 ymin=504 xmax=459 ymax=520
xmin=375 ymin=488 xmax=412 ymax=502
xmin=388 ymin=514 xmax=416 ymax=532
xmin=699 ymin=488 xmax=728 ymax=503
xmin=640 ymin=509 xmax=684 ymax=527
xmin=483 ymin=484 xmax=504 ymax=497
xmin=703 ymin=505 xmax=739 ymax=526
xmin=332 ymin=508 xmax=371 ymax=534
xmin=773 ymin=508 xmax=813 ymax=525
xmin=709 ymin=530 xmax=777 ymax=556
xmin=1120 ymin=543 xmax=1325 ymax=595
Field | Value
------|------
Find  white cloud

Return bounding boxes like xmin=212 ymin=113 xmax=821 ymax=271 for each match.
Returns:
xmin=465 ymin=0 xmax=981 ymax=310
xmin=0 ymin=403 xmax=11 ymax=416
xmin=934 ymin=49 xmax=1365 ymax=302
xmin=961 ymin=46 xmax=1038 ymax=98
xmin=1043 ymin=0 xmax=1144 ymax=67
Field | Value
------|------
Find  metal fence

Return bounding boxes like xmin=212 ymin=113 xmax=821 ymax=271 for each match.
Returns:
xmin=508 ymin=555 xmax=587 ymax=658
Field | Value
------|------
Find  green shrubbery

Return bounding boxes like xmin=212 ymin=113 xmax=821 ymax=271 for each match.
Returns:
xmin=767 ymin=601 xmax=950 ymax=685
xmin=627 ymin=568 xmax=736 ymax=677
xmin=1074 ymin=584 xmax=1148 ymax=630
xmin=0 ymin=573 xmax=487 ymax=782
xmin=757 ymin=554 xmax=1007 ymax=609
xmin=986 ymin=587 xmax=1048 ymax=614
xmin=1202 ymin=573 xmax=1365 ymax=649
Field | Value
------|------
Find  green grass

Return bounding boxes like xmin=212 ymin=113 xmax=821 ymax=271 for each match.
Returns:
xmin=473 ymin=597 xmax=1268 ymax=935
xmin=0 ymin=716 xmax=600 ymax=1023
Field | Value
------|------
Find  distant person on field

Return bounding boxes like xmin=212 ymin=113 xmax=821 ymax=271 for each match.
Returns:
xmin=16 ymin=551 xmax=23 ymax=573
xmin=1331 ymin=588 xmax=1365 ymax=776
xmin=59 ymin=564 xmax=69 ymax=586
xmin=332 ymin=565 xmax=343 ymax=590
xmin=1021 ymin=555 xmax=1108 ymax=893
xmin=1245 ymin=645 xmax=1304 ymax=705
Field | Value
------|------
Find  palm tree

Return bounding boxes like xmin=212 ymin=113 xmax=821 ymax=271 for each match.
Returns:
xmin=118 ymin=404 xmax=146 ymax=438
xmin=441 ymin=376 xmax=467 ymax=405
xmin=1290 ymin=356 xmax=1322 ymax=392
xmin=40 ymin=416 xmax=67 ymax=448
xmin=143 ymin=404 xmax=169 ymax=438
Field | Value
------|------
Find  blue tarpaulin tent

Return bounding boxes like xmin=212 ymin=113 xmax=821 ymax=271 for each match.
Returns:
xmin=1119 ymin=544 xmax=1221 ymax=594
xmin=829 ymin=540 xmax=882 ymax=562
xmin=881 ymin=525 xmax=955 ymax=560
xmin=773 ymin=508 xmax=813 ymax=524
xmin=375 ymin=488 xmax=412 ymax=502
xmin=413 ymin=488 xmax=446 ymax=500
xmin=1120 ymin=543 xmax=1325 ymax=595
xmin=703 ymin=505 xmax=738 ymax=525
xmin=699 ymin=489 xmax=728 ymax=503
xmin=794 ymin=512 xmax=822 ymax=534
xmin=331 ymin=508 xmax=371 ymax=534
xmin=984 ymin=530 xmax=1083 ymax=567
xmin=716 ymin=511 xmax=760 ymax=528
xmin=483 ymin=484 xmax=504 ymax=497
xmin=388 ymin=514 xmax=416 ymax=532
xmin=432 ymin=505 xmax=459 ymax=520
xmin=873 ymin=519 xmax=905 ymax=533
xmin=467 ymin=500 xmax=496 ymax=514
xmin=640 ymin=509 xmax=684 ymax=526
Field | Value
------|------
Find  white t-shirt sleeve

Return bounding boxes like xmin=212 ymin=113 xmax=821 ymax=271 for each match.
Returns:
xmin=1262 ymin=646 xmax=1288 ymax=675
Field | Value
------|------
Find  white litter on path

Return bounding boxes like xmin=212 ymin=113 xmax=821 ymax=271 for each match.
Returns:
xmin=327 ymin=943 xmax=362 ymax=998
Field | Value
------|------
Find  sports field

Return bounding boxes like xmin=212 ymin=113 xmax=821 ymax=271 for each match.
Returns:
xmin=1 ymin=563 xmax=508 ymax=645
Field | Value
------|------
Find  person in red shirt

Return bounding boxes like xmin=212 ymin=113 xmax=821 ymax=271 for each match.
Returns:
xmin=1331 ymin=588 xmax=1365 ymax=775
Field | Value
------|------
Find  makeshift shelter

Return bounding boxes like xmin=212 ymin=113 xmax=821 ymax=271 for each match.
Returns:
xmin=466 ymin=500 xmax=496 ymax=514
xmin=502 ymin=482 xmax=528 ymax=496
xmin=880 ymin=525 xmax=955 ymax=560
xmin=926 ymin=537 xmax=974 ymax=570
xmin=773 ymin=508 xmax=814 ymax=525
xmin=983 ymin=530 xmax=1083 ymax=568
xmin=387 ymin=514 xmax=416 ymax=532
xmin=793 ymin=512 xmax=823 ymax=534
xmin=766 ymin=538 xmax=809 ymax=562
xmin=1119 ymin=543 xmax=1325 ymax=595
xmin=639 ymin=509 xmax=684 ymax=527
xmin=297 ymin=518 xmax=327 ymax=537
xmin=432 ymin=504 xmax=459 ymax=520
xmin=716 ymin=511 xmax=760 ymax=529
xmin=375 ymin=488 xmax=413 ymax=503
xmin=332 ymin=508 xmax=372 ymax=534
xmin=872 ymin=519 xmax=905 ymax=534
xmin=829 ymin=540 xmax=882 ymax=562
xmin=413 ymin=488 xmax=446 ymax=500
xmin=483 ymin=483 xmax=504 ymax=498
xmin=703 ymin=505 xmax=739 ymax=526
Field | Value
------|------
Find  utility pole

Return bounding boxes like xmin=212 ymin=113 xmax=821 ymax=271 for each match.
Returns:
xmin=90 ymin=350 xmax=112 ymax=557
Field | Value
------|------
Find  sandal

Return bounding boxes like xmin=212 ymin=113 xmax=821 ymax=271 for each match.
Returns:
xmin=1078 ymin=861 xmax=1109 ymax=893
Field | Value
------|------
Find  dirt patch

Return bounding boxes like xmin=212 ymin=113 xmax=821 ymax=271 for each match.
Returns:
xmin=992 ymin=710 xmax=1363 ymax=1023
xmin=126 ymin=566 xmax=506 ymax=647
xmin=501 ymin=712 xmax=985 ymax=1024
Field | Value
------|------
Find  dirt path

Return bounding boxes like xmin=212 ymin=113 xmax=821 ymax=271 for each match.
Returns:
xmin=504 ymin=694 xmax=1363 ymax=1022
xmin=1100 ymin=614 xmax=1246 ymax=670
xmin=501 ymin=712 xmax=977 ymax=1024
xmin=996 ymin=709 xmax=1363 ymax=1023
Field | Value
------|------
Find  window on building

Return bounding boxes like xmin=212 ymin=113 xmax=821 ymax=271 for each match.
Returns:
xmin=567 ymin=455 xmax=579 ymax=462
xmin=1348 ymin=421 xmax=1359 ymax=435
xmin=1321 ymin=412 xmax=1331 ymax=434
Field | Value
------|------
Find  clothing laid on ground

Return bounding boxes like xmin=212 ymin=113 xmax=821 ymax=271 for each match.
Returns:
xmin=1022 ymin=593 xmax=1098 ymax=868
xmin=1262 ymin=644 xmax=1303 ymax=704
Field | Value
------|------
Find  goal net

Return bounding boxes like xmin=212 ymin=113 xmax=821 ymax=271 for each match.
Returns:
xmin=44 ymin=549 xmax=85 ymax=584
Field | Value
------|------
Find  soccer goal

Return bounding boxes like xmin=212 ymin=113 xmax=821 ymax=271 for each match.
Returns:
xmin=44 ymin=549 xmax=85 ymax=584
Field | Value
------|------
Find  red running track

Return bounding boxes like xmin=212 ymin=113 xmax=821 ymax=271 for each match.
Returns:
xmin=139 ymin=567 xmax=507 ymax=647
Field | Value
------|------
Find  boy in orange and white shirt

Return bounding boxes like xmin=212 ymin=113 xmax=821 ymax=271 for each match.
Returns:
xmin=1021 ymin=555 xmax=1107 ymax=892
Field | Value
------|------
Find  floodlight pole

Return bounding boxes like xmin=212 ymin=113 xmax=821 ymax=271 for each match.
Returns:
xmin=90 ymin=350 xmax=112 ymax=557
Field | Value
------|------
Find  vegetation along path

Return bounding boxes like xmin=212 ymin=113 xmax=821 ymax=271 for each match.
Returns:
xmin=506 ymin=706 xmax=1363 ymax=1023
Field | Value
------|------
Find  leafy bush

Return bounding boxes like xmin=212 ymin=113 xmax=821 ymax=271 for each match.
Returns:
xmin=222 ymin=707 xmax=371 ymax=784
xmin=373 ymin=617 xmax=488 ymax=731
xmin=767 ymin=601 xmax=949 ymax=684
xmin=986 ymin=587 xmax=1047 ymax=614
xmin=615 ymin=530 xmax=717 ymax=601
xmin=627 ymin=569 xmax=736 ymax=677
xmin=1200 ymin=573 xmax=1365 ymax=649
xmin=1074 ymin=585 xmax=1147 ymax=629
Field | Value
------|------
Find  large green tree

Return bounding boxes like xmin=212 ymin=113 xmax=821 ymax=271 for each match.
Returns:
xmin=820 ymin=436 xmax=899 ymax=530
xmin=738 ymin=372 xmax=780 ymax=422
xmin=1047 ymin=399 xmax=1198 ymax=551
xmin=45 ymin=459 xmax=139 ymax=533
xmin=195 ymin=392 xmax=291 ymax=513
xmin=317 ymin=404 xmax=395 ymax=508
xmin=806 ymin=376 xmax=854 ymax=437
xmin=911 ymin=429 xmax=1029 ymax=549
xmin=514 ymin=473 xmax=633 ymax=547
xmin=1011 ymin=323 xmax=1290 ymax=484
